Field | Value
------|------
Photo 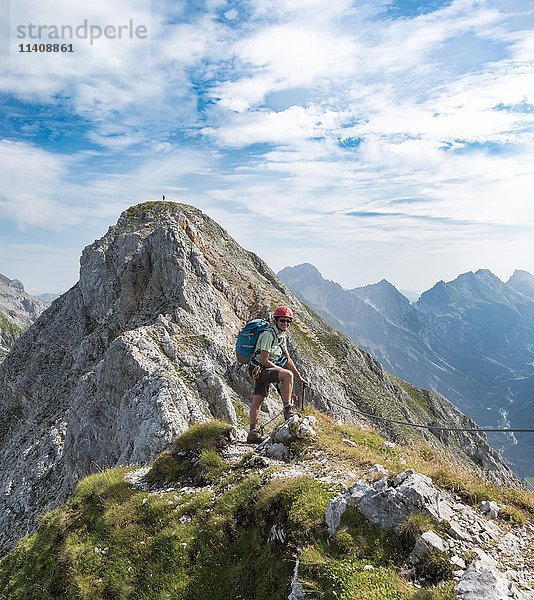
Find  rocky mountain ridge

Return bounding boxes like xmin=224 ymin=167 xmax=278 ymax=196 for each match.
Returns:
xmin=0 ymin=202 xmax=519 ymax=557
xmin=1 ymin=415 xmax=533 ymax=599
xmin=278 ymin=264 xmax=534 ymax=481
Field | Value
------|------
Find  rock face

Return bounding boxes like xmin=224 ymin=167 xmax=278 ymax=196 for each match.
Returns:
xmin=0 ymin=202 xmax=519 ymax=554
xmin=278 ymin=263 xmax=534 ymax=480
xmin=326 ymin=466 xmax=534 ymax=599
xmin=326 ymin=469 xmax=455 ymax=536
xmin=0 ymin=273 xmax=49 ymax=360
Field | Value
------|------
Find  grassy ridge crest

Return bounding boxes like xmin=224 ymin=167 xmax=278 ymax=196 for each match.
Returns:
xmin=1 ymin=417 xmax=532 ymax=599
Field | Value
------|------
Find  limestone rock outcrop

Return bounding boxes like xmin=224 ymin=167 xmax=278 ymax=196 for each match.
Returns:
xmin=0 ymin=201 xmax=519 ymax=554
xmin=326 ymin=466 xmax=534 ymax=599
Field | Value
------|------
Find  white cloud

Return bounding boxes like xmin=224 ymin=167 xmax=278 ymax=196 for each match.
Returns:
xmin=246 ymin=0 xmax=358 ymax=22
xmin=202 ymin=105 xmax=346 ymax=146
xmin=0 ymin=136 xmax=219 ymax=232
xmin=2 ymin=0 xmax=222 ymax=148
xmin=210 ymin=22 xmax=357 ymax=112
xmin=0 ymin=140 xmax=79 ymax=229
xmin=2 ymin=0 xmax=534 ymax=293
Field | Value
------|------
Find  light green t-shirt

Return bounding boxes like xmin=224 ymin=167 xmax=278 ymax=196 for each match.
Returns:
xmin=254 ymin=327 xmax=288 ymax=365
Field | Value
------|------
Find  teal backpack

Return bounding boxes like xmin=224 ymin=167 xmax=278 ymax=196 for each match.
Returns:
xmin=235 ymin=319 xmax=275 ymax=364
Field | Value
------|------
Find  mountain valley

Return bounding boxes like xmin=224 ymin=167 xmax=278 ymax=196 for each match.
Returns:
xmin=279 ymin=264 xmax=534 ymax=481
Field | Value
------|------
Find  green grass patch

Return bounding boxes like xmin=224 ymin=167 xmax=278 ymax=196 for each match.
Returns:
xmin=0 ymin=310 xmax=24 ymax=337
xmin=168 ymin=420 xmax=233 ymax=454
xmin=298 ymin=505 xmax=441 ymax=599
xmin=255 ymin=476 xmax=331 ymax=535
xmin=146 ymin=420 xmax=233 ymax=486
xmin=300 ymin=552 xmax=412 ymax=600
xmin=298 ymin=503 xmax=408 ymax=597
xmin=415 ymin=550 xmax=455 ymax=586
xmin=396 ymin=379 xmax=433 ymax=415
xmin=399 ymin=512 xmax=438 ymax=550
xmin=498 ymin=505 xmax=526 ymax=526
xmin=2 ymin=412 xmax=534 ymax=600
xmin=339 ymin=506 xmax=399 ymax=563
xmin=0 ymin=466 xmax=293 ymax=600
xmin=411 ymin=581 xmax=456 ymax=599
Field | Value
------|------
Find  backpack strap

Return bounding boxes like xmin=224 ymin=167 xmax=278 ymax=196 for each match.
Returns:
xmin=252 ymin=326 xmax=286 ymax=367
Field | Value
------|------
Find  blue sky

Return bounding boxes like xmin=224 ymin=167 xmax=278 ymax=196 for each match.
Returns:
xmin=1 ymin=0 xmax=534 ymax=295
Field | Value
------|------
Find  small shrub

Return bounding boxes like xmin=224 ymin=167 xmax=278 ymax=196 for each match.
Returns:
xmin=416 ymin=550 xmax=454 ymax=585
xmin=173 ymin=420 xmax=234 ymax=454
xmin=499 ymin=505 xmax=525 ymax=526
xmin=75 ymin=468 xmax=133 ymax=505
xmin=299 ymin=545 xmax=327 ymax=571
xmin=331 ymin=529 xmax=355 ymax=557
xmin=463 ymin=549 xmax=478 ymax=565
xmin=418 ymin=447 xmax=437 ymax=462
xmin=197 ymin=448 xmax=227 ymax=484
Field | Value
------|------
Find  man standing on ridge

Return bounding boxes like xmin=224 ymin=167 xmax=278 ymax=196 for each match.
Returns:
xmin=247 ymin=306 xmax=308 ymax=444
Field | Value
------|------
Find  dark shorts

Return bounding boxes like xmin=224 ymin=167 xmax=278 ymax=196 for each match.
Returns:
xmin=248 ymin=364 xmax=282 ymax=398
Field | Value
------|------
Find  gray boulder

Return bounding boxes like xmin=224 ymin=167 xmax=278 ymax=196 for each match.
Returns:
xmin=456 ymin=559 xmax=513 ymax=600
xmin=345 ymin=470 xmax=455 ymax=532
xmin=480 ymin=500 xmax=499 ymax=519
xmin=408 ymin=530 xmax=448 ymax=564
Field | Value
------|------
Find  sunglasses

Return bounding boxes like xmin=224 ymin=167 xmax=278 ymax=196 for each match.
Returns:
xmin=277 ymin=318 xmax=292 ymax=324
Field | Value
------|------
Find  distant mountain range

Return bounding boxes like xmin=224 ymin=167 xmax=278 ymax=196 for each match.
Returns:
xmin=37 ymin=292 xmax=61 ymax=303
xmin=279 ymin=264 xmax=534 ymax=480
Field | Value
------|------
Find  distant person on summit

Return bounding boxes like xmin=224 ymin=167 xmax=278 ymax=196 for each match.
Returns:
xmin=247 ymin=306 xmax=308 ymax=444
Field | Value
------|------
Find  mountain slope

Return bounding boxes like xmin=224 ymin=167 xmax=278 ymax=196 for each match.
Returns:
xmin=507 ymin=269 xmax=534 ymax=300
xmin=1 ymin=417 xmax=533 ymax=599
xmin=414 ymin=270 xmax=534 ymax=411
xmin=278 ymin=264 xmax=458 ymax=401
xmin=0 ymin=274 xmax=49 ymax=360
xmin=0 ymin=202 xmax=516 ymax=555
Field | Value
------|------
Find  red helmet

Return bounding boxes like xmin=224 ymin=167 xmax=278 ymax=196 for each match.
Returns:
xmin=273 ymin=306 xmax=294 ymax=320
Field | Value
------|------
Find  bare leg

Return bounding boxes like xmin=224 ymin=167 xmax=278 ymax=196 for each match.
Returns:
xmin=249 ymin=369 xmax=295 ymax=429
xmin=250 ymin=394 xmax=265 ymax=427
xmin=277 ymin=369 xmax=294 ymax=405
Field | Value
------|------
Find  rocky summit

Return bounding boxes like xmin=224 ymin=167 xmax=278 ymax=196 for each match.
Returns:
xmin=0 ymin=201 xmax=522 ymax=560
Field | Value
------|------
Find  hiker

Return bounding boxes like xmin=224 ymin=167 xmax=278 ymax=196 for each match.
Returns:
xmin=247 ymin=306 xmax=308 ymax=443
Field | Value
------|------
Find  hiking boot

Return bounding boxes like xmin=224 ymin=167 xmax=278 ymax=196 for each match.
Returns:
xmin=247 ymin=429 xmax=267 ymax=444
xmin=283 ymin=404 xmax=298 ymax=421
